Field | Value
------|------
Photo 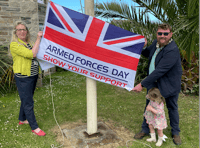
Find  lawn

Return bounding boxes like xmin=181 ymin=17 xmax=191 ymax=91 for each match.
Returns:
xmin=0 ymin=71 xmax=199 ymax=148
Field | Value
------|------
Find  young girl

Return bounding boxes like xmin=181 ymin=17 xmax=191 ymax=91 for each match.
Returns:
xmin=144 ymin=87 xmax=167 ymax=147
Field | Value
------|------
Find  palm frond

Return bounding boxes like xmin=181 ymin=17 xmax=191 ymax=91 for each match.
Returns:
xmin=131 ymin=0 xmax=178 ymax=22
xmin=95 ymin=1 xmax=126 ymax=18
xmin=173 ymin=0 xmax=199 ymax=62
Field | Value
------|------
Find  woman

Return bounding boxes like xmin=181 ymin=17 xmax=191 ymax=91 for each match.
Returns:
xmin=9 ymin=21 xmax=45 ymax=136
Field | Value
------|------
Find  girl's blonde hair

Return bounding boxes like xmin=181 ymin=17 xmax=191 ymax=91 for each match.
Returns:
xmin=8 ymin=21 xmax=32 ymax=57
xmin=148 ymin=87 xmax=165 ymax=104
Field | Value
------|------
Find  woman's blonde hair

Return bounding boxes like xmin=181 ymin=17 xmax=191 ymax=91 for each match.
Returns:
xmin=8 ymin=21 xmax=32 ymax=57
xmin=11 ymin=21 xmax=31 ymax=43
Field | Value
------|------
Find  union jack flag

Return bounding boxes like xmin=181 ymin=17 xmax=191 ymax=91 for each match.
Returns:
xmin=37 ymin=1 xmax=145 ymax=91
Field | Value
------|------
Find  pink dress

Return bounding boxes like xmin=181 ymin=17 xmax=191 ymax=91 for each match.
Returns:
xmin=144 ymin=100 xmax=167 ymax=130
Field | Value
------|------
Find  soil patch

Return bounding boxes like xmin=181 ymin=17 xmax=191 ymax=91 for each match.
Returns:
xmin=51 ymin=119 xmax=136 ymax=148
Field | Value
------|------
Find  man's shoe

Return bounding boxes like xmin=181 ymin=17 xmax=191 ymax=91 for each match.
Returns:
xmin=173 ymin=135 xmax=182 ymax=145
xmin=134 ymin=131 xmax=149 ymax=139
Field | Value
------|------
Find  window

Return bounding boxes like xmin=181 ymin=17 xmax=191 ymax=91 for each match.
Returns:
xmin=39 ymin=24 xmax=44 ymax=31
xmin=38 ymin=0 xmax=44 ymax=4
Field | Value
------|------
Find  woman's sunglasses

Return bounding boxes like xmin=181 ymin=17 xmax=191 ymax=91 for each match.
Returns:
xmin=157 ymin=32 xmax=170 ymax=36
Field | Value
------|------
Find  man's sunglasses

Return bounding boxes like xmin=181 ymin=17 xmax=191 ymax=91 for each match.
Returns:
xmin=157 ymin=32 xmax=170 ymax=36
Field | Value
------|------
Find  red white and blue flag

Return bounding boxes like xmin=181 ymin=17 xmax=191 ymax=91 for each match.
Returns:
xmin=37 ymin=1 xmax=145 ymax=91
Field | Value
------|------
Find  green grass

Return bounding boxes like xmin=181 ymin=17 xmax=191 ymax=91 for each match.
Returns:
xmin=0 ymin=71 xmax=199 ymax=148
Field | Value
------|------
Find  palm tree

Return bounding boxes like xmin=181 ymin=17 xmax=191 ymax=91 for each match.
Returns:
xmin=0 ymin=45 xmax=14 ymax=96
xmin=173 ymin=0 xmax=199 ymax=62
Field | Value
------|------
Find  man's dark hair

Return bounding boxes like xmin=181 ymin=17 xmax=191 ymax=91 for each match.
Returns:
xmin=157 ymin=24 xmax=172 ymax=32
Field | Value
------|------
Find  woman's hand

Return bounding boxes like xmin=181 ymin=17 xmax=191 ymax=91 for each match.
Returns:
xmin=37 ymin=31 xmax=43 ymax=38
xmin=32 ymin=31 xmax=43 ymax=57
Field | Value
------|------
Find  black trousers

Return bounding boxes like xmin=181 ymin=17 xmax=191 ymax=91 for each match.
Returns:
xmin=15 ymin=75 xmax=38 ymax=130
xmin=142 ymin=93 xmax=180 ymax=135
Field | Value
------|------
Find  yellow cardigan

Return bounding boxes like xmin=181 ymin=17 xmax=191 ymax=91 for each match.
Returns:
xmin=10 ymin=38 xmax=41 ymax=76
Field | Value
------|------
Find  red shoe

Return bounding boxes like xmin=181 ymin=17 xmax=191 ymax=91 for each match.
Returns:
xmin=19 ymin=121 xmax=29 ymax=125
xmin=32 ymin=129 xmax=46 ymax=136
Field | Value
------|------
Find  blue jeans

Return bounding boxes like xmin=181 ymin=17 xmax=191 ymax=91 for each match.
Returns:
xmin=15 ymin=75 xmax=38 ymax=130
xmin=142 ymin=94 xmax=180 ymax=135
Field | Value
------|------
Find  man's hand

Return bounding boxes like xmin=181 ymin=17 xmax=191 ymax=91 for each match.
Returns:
xmin=132 ymin=83 xmax=143 ymax=92
xmin=143 ymin=36 xmax=147 ymax=48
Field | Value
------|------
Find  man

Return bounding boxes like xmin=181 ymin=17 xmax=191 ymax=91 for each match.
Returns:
xmin=132 ymin=23 xmax=182 ymax=145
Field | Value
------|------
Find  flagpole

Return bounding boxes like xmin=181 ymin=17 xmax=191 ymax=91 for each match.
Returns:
xmin=84 ymin=0 xmax=97 ymax=135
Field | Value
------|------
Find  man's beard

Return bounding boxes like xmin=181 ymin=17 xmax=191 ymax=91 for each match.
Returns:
xmin=158 ymin=38 xmax=170 ymax=47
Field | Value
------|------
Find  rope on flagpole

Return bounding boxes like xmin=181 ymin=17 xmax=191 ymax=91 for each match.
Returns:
xmin=49 ymin=70 xmax=64 ymax=148
xmin=80 ymin=0 xmax=84 ymax=13
xmin=49 ymin=70 xmax=75 ymax=148
xmin=126 ymin=139 xmax=152 ymax=148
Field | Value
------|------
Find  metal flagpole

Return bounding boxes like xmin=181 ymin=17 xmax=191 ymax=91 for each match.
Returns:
xmin=84 ymin=0 xmax=97 ymax=135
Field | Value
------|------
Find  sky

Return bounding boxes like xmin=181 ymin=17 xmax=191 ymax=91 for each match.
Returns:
xmin=50 ymin=0 xmax=159 ymax=22
xmin=51 ymin=0 xmax=134 ymax=13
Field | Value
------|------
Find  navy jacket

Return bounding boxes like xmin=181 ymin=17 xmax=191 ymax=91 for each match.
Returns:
xmin=141 ymin=39 xmax=182 ymax=98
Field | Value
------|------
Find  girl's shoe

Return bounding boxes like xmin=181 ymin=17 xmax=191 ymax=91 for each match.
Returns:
xmin=32 ymin=129 xmax=46 ymax=136
xmin=19 ymin=121 xmax=29 ymax=125
xmin=147 ymin=133 xmax=156 ymax=142
xmin=156 ymin=136 xmax=163 ymax=147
